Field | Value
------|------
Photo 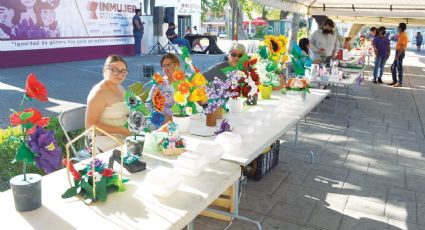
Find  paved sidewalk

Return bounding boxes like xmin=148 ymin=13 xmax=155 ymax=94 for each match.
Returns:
xmin=195 ymin=48 xmax=425 ymax=230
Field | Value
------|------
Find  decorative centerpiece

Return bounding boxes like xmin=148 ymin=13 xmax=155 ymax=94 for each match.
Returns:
xmin=205 ymin=77 xmax=233 ymax=127
xmin=290 ymin=41 xmax=313 ymax=77
xmin=62 ymin=125 xmax=127 ymax=203
xmin=282 ymin=77 xmax=310 ymax=100
xmin=262 ymin=35 xmax=289 ymax=91
xmin=158 ymin=122 xmax=186 ymax=156
xmin=8 ymin=73 xmax=61 ymax=212
xmin=171 ymin=47 xmax=208 ymax=133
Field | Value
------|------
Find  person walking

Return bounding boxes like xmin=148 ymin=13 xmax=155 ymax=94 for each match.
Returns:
xmin=416 ymin=31 xmax=423 ymax=51
xmin=309 ymin=19 xmax=340 ymax=67
xmin=372 ymin=27 xmax=390 ymax=84
xmin=389 ymin=23 xmax=408 ymax=87
xmin=133 ymin=9 xmax=144 ymax=56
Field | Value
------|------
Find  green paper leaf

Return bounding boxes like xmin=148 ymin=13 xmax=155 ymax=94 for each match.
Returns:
xmin=187 ymin=101 xmax=197 ymax=114
xmin=22 ymin=122 xmax=34 ymax=130
xmin=20 ymin=111 xmax=34 ymax=121
xmin=96 ymin=177 xmax=107 ymax=202
xmin=128 ymin=82 xmax=144 ymax=97
xmin=81 ymin=179 xmax=94 ymax=199
xmin=15 ymin=142 xmax=35 ymax=164
xmin=107 ymin=175 xmax=127 ymax=192
xmin=221 ymin=66 xmax=237 ymax=76
xmin=259 ymin=46 xmax=268 ymax=59
xmin=124 ymin=122 xmax=128 ymax=129
xmin=62 ymin=186 xmax=78 ymax=199
xmin=24 ymin=94 xmax=32 ymax=101
xmin=135 ymin=103 xmax=150 ymax=116
xmin=237 ymin=55 xmax=249 ymax=71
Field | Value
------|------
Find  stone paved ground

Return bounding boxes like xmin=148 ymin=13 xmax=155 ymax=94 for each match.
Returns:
xmin=195 ymin=48 xmax=425 ymax=230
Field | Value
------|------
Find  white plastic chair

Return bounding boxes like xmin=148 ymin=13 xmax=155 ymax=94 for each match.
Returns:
xmin=58 ymin=106 xmax=90 ymax=160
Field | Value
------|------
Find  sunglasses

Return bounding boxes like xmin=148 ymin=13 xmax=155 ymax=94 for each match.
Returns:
xmin=230 ymin=52 xmax=243 ymax=58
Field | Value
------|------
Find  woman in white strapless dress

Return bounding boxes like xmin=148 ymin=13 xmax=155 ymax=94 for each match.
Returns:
xmin=85 ymin=55 xmax=131 ymax=152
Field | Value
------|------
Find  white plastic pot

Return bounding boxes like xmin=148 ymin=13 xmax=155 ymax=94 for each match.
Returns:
xmin=228 ymin=97 xmax=244 ymax=113
xmin=173 ymin=115 xmax=191 ymax=134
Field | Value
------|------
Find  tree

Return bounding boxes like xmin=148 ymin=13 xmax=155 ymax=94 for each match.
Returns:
xmin=288 ymin=13 xmax=300 ymax=52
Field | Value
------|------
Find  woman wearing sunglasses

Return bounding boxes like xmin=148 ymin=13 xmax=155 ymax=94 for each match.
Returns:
xmin=203 ymin=41 xmax=246 ymax=82
xmin=85 ymin=55 xmax=132 ymax=151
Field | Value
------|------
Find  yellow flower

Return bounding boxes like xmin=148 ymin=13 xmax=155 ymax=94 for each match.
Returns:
xmin=264 ymin=35 xmax=283 ymax=56
xmin=174 ymin=91 xmax=187 ymax=105
xmin=278 ymin=35 xmax=288 ymax=53
xmin=191 ymin=73 xmax=207 ymax=86
xmin=189 ymin=87 xmax=208 ymax=103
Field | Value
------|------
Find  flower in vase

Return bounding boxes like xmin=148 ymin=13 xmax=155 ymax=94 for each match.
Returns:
xmin=265 ymin=35 xmax=284 ymax=56
xmin=152 ymin=88 xmax=166 ymax=112
xmin=178 ymin=81 xmax=191 ymax=95
xmin=128 ymin=111 xmax=147 ymax=133
xmin=191 ymin=73 xmax=207 ymax=86
xmin=28 ymin=126 xmax=61 ymax=173
xmin=185 ymin=107 xmax=193 ymax=115
xmin=172 ymin=70 xmax=185 ymax=81
xmin=174 ymin=91 xmax=187 ymax=105
xmin=25 ymin=73 xmax=48 ymax=102
xmin=189 ymin=87 xmax=208 ymax=103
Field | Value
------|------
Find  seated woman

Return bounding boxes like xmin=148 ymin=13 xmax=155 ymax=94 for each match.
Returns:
xmin=343 ymin=37 xmax=352 ymax=51
xmin=202 ymin=41 xmax=246 ymax=82
xmin=85 ymin=55 xmax=131 ymax=151
xmin=299 ymin=38 xmax=321 ymax=64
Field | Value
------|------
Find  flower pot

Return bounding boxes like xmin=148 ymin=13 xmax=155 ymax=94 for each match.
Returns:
xmin=246 ymin=94 xmax=258 ymax=106
xmin=215 ymin=107 xmax=223 ymax=119
xmin=144 ymin=131 xmax=168 ymax=151
xmin=173 ymin=115 xmax=191 ymax=133
xmin=260 ymin=85 xmax=272 ymax=99
xmin=206 ymin=112 xmax=217 ymax=127
xmin=10 ymin=174 xmax=42 ymax=212
xmin=125 ymin=135 xmax=145 ymax=156
xmin=272 ymin=74 xmax=286 ymax=91
xmin=228 ymin=97 xmax=244 ymax=113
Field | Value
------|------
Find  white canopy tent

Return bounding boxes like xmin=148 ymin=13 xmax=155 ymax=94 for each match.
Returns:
xmin=253 ymin=0 xmax=425 ymax=24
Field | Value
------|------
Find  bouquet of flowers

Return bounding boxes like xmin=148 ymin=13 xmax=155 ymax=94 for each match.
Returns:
xmin=9 ymin=73 xmax=61 ymax=180
xmin=171 ymin=47 xmax=208 ymax=117
xmin=205 ymin=77 xmax=235 ymax=114
xmin=157 ymin=122 xmax=186 ymax=156
xmin=223 ymin=55 xmax=260 ymax=99
xmin=62 ymin=158 xmax=128 ymax=203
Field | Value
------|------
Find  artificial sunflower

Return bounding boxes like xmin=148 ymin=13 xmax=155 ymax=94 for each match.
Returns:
xmin=178 ymin=81 xmax=191 ymax=95
xmin=153 ymin=73 xmax=164 ymax=85
xmin=277 ymin=35 xmax=288 ymax=53
xmin=172 ymin=70 xmax=185 ymax=81
xmin=189 ymin=87 xmax=208 ymax=103
xmin=191 ymin=73 xmax=207 ymax=86
xmin=152 ymin=88 xmax=166 ymax=112
xmin=264 ymin=35 xmax=283 ymax=56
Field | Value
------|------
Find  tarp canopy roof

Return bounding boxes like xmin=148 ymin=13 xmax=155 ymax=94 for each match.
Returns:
xmin=330 ymin=16 xmax=425 ymax=26
xmin=253 ymin=0 xmax=425 ymax=19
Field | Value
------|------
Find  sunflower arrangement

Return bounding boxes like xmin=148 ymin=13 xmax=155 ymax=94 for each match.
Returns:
xmin=171 ymin=48 xmax=208 ymax=117
xmin=258 ymin=35 xmax=289 ymax=88
xmin=264 ymin=35 xmax=289 ymax=62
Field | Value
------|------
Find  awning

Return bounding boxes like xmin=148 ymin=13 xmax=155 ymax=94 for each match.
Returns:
xmin=330 ymin=16 xmax=425 ymax=26
xmin=243 ymin=18 xmax=269 ymax=26
xmin=253 ymin=0 xmax=425 ymax=18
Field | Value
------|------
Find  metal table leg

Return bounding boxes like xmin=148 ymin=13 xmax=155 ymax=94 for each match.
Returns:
xmin=186 ymin=221 xmax=195 ymax=230
xmin=206 ymin=178 xmax=262 ymax=230
xmin=295 ymin=123 xmax=299 ymax=147
xmin=334 ymin=84 xmax=339 ymax=114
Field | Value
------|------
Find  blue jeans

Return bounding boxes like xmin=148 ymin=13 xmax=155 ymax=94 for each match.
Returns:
xmin=373 ymin=55 xmax=388 ymax=80
xmin=134 ymin=32 xmax=143 ymax=55
xmin=172 ymin=38 xmax=192 ymax=52
xmin=391 ymin=51 xmax=405 ymax=84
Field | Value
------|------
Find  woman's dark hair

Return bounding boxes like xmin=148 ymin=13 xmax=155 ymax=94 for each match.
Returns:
xmin=104 ymin=55 xmax=127 ymax=69
xmin=160 ymin=53 xmax=180 ymax=66
xmin=399 ymin=23 xmax=407 ymax=32
xmin=323 ymin=19 xmax=334 ymax=28
xmin=298 ymin=38 xmax=310 ymax=55
xmin=378 ymin=26 xmax=386 ymax=36
xmin=370 ymin=27 xmax=377 ymax=32
xmin=135 ymin=9 xmax=141 ymax=14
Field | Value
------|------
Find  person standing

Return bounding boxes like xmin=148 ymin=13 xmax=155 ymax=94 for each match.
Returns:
xmin=309 ymin=19 xmax=340 ymax=67
xmin=416 ymin=31 xmax=423 ymax=51
xmin=133 ymin=9 xmax=144 ymax=56
xmin=372 ymin=27 xmax=390 ymax=84
xmin=389 ymin=23 xmax=408 ymax=87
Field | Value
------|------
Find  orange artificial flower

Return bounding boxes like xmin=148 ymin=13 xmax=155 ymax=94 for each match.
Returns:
xmin=25 ymin=73 xmax=48 ymax=102
xmin=189 ymin=87 xmax=208 ymax=103
xmin=152 ymin=88 xmax=166 ymax=112
xmin=172 ymin=70 xmax=185 ymax=81
xmin=178 ymin=81 xmax=191 ymax=95
xmin=153 ymin=73 xmax=164 ymax=85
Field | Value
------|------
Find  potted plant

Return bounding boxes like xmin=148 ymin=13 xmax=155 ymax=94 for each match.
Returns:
xmin=171 ymin=48 xmax=208 ymax=133
xmin=205 ymin=77 xmax=233 ymax=127
xmin=8 ymin=73 xmax=61 ymax=211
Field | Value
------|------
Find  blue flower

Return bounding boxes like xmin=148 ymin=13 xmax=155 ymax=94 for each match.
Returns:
xmin=150 ymin=111 xmax=165 ymax=128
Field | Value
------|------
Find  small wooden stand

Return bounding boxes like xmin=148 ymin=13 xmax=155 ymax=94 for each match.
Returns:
xmin=200 ymin=184 xmax=235 ymax=221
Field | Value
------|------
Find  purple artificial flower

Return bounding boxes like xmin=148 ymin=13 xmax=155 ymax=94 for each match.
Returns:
xmin=87 ymin=158 xmax=105 ymax=171
xmin=214 ymin=120 xmax=231 ymax=135
xmin=28 ymin=126 xmax=61 ymax=173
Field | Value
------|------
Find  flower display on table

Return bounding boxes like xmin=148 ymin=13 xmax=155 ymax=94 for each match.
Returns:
xmin=205 ymin=77 xmax=234 ymax=115
xmin=62 ymin=158 xmax=128 ymax=203
xmin=8 ymin=73 xmax=62 ymax=211
xmin=158 ymin=122 xmax=186 ymax=156
xmin=9 ymin=73 xmax=61 ymax=177
xmin=290 ymin=42 xmax=313 ymax=76
xmin=171 ymin=47 xmax=208 ymax=118
xmin=281 ymin=77 xmax=310 ymax=94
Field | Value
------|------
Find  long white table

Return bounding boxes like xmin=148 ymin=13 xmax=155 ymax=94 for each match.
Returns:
xmin=0 ymin=153 xmax=241 ymax=230
xmin=183 ymin=88 xmax=330 ymax=167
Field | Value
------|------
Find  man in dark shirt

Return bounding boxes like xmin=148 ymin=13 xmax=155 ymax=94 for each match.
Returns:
xmin=166 ymin=22 xmax=192 ymax=53
xmin=133 ymin=9 xmax=144 ymax=56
